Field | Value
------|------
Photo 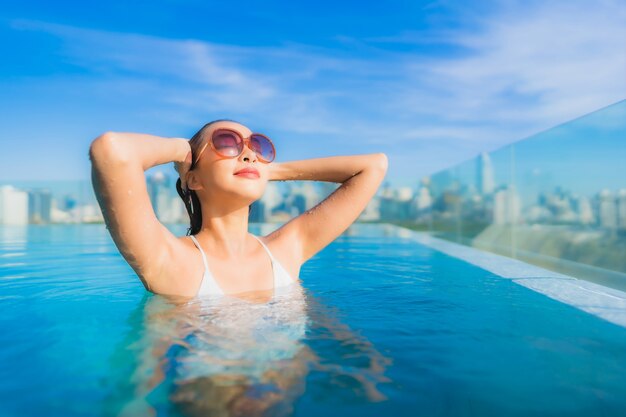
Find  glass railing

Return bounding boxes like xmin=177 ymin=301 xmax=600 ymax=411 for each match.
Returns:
xmin=417 ymin=100 xmax=626 ymax=290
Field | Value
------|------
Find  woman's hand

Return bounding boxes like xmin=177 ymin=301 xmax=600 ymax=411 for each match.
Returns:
xmin=173 ymin=140 xmax=192 ymax=192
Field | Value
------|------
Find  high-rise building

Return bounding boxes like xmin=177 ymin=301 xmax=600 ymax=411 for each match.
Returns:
xmin=576 ymin=195 xmax=595 ymax=225
xmin=259 ymin=182 xmax=283 ymax=221
xmin=62 ymin=194 xmax=78 ymax=211
xmin=299 ymin=182 xmax=320 ymax=210
xmin=415 ymin=186 xmax=432 ymax=211
xmin=250 ymin=200 xmax=266 ymax=223
xmin=147 ymin=171 xmax=171 ymax=221
xmin=476 ymin=152 xmax=495 ymax=195
xmin=359 ymin=196 xmax=381 ymax=221
xmin=0 ymin=185 xmax=28 ymax=225
xmin=396 ymin=187 xmax=413 ymax=202
xmin=493 ymin=185 xmax=521 ymax=224
xmin=378 ymin=182 xmax=395 ymax=221
xmin=170 ymin=196 xmax=186 ymax=224
xmin=81 ymin=204 xmax=105 ymax=223
xmin=285 ymin=182 xmax=316 ymax=215
xmin=598 ymin=189 xmax=617 ymax=229
xmin=618 ymin=189 xmax=626 ymax=230
xmin=290 ymin=194 xmax=307 ymax=215
xmin=27 ymin=189 xmax=52 ymax=224
xmin=396 ymin=186 xmax=414 ymax=220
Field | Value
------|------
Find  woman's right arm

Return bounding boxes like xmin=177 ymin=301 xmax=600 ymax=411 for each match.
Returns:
xmin=89 ymin=132 xmax=192 ymax=295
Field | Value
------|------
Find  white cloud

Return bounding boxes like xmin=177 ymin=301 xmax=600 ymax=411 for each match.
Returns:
xmin=7 ymin=0 xmax=626 ymax=184
xmin=392 ymin=0 xmax=626 ymax=127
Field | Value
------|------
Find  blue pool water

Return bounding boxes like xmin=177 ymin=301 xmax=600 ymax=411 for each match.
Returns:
xmin=1 ymin=223 xmax=626 ymax=416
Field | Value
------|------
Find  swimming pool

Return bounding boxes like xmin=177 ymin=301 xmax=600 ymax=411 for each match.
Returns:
xmin=1 ymin=223 xmax=625 ymax=416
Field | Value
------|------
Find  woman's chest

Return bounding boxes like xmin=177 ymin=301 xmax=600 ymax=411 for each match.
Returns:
xmin=206 ymin=254 xmax=275 ymax=295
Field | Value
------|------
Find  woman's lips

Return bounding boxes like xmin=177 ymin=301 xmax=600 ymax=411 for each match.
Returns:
xmin=234 ymin=171 xmax=260 ymax=179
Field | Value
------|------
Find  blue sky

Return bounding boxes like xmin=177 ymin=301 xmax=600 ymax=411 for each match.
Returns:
xmin=1 ymin=0 xmax=625 ymax=187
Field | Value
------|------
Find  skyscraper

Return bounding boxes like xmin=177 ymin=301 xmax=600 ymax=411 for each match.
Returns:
xmin=618 ymin=189 xmax=626 ymax=230
xmin=27 ymin=189 xmax=52 ymax=224
xmin=493 ymin=185 xmax=521 ymax=225
xmin=476 ymin=152 xmax=495 ymax=195
xmin=147 ymin=171 xmax=171 ymax=221
xmin=598 ymin=189 xmax=617 ymax=229
xmin=0 ymin=185 xmax=28 ymax=225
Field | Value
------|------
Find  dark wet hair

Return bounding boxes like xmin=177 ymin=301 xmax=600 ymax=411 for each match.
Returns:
xmin=175 ymin=119 xmax=253 ymax=236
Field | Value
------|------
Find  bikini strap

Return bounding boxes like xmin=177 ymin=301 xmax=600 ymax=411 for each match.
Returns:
xmin=189 ymin=235 xmax=209 ymax=271
xmin=252 ymin=234 xmax=297 ymax=286
xmin=251 ymin=234 xmax=275 ymax=262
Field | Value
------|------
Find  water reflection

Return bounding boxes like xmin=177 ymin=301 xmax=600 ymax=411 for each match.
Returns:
xmin=105 ymin=285 xmax=392 ymax=416
xmin=0 ymin=225 xmax=28 ymax=249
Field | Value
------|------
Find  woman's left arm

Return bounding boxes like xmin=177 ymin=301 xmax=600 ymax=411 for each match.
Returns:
xmin=267 ymin=153 xmax=388 ymax=264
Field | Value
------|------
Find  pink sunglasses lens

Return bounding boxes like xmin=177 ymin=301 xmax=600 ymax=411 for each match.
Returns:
xmin=251 ymin=134 xmax=275 ymax=162
xmin=213 ymin=132 xmax=242 ymax=157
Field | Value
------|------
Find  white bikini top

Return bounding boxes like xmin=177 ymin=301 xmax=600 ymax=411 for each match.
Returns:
xmin=188 ymin=234 xmax=298 ymax=297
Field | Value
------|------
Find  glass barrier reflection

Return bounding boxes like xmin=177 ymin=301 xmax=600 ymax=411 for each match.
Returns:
xmin=418 ymin=100 xmax=626 ymax=290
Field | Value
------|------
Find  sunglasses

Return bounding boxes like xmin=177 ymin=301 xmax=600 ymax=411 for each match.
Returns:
xmin=194 ymin=128 xmax=276 ymax=166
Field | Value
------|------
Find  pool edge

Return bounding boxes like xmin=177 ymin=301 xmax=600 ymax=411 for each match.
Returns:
xmin=382 ymin=224 xmax=626 ymax=329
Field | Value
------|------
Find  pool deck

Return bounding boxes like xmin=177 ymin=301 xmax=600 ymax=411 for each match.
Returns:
xmin=386 ymin=224 xmax=626 ymax=329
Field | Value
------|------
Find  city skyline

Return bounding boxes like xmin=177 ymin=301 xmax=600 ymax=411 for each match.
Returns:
xmin=2 ymin=155 xmax=624 ymax=229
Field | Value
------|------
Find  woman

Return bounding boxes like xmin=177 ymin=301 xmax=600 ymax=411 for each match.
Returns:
xmin=89 ymin=119 xmax=388 ymax=299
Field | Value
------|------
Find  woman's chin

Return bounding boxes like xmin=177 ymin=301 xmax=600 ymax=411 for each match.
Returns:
xmin=232 ymin=188 xmax=265 ymax=203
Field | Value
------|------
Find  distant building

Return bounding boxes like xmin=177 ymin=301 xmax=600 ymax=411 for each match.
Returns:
xmin=378 ymin=182 xmax=414 ymax=221
xmin=147 ymin=171 xmax=172 ymax=222
xmin=416 ymin=186 xmax=432 ymax=210
xmin=359 ymin=196 xmax=381 ymax=221
xmin=259 ymin=182 xmax=282 ymax=221
xmin=618 ymin=189 xmax=626 ymax=230
xmin=170 ymin=196 xmax=186 ymax=224
xmin=0 ymin=185 xmax=28 ymax=225
xmin=396 ymin=187 xmax=412 ymax=201
xmin=61 ymin=194 xmax=78 ymax=211
xmin=290 ymin=194 xmax=307 ymax=215
xmin=250 ymin=200 xmax=266 ymax=223
xmin=493 ymin=185 xmax=521 ymax=225
xmin=81 ymin=204 xmax=105 ymax=223
xmin=379 ymin=182 xmax=396 ymax=220
xmin=598 ymin=189 xmax=617 ymax=229
xmin=27 ymin=189 xmax=52 ymax=224
xmin=50 ymin=199 xmax=74 ymax=223
xmin=476 ymin=152 xmax=495 ymax=195
xmin=575 ymin=195 xmax=594 ymax=225
xmin=296 ymin=182 xmax=320 ymax=210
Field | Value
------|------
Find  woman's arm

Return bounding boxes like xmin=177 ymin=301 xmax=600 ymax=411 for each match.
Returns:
xmin=89 ymin=132 xmax=191 ymax=294
xmin=267 ymin=153 xmax=388 ymax=264
xmin=269 ymin=154 xmax=386 ymax=183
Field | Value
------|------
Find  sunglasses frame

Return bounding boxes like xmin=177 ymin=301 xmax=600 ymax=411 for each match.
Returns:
xmin=194 ymin=128 xmax=276 ymax=166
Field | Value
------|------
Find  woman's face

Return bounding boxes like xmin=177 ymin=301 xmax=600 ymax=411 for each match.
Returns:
xmin=188 ymin=121 xmax=271 ymax=205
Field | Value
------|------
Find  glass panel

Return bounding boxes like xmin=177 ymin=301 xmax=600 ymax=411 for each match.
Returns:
xmin=510 ymin=101 xmax=626 ymax=289
xmin=417 ymin=100 xmax=626 ymax=290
